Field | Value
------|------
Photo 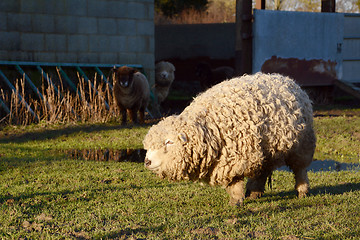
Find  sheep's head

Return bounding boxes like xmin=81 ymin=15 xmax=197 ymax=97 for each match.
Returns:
xmin=155 ymin=61 xmax=175 ymax=86
xmin=143 ymin=116 xmax=190 ymax=180
xmin=195 ymin=62 xmax=211 ymax=78
xmin=113 ymin=66 xmax=137 ymax=88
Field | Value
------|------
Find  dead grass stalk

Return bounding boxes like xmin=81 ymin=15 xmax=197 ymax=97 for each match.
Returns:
xmin=3 ymin=73 xmax=120 ymax=125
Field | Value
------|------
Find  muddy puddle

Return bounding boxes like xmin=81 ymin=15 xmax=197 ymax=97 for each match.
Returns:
xmin=64 ymin=148 xmax=359 ymax=172
xmin=65 ymin=148 xmax=146 ymax=163
xmin=279 ymin=159 xmax=360 ymax=172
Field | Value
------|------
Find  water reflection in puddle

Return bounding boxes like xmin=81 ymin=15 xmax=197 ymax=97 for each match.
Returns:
xmin=65 ymin=149 xmax=359 ymax=172
xmin=279 ymin=159 xmax=360 ymax=172
xmin=66 ymin=148 xmax=146 ymax=163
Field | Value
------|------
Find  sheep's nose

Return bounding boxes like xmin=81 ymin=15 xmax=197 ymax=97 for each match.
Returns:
xmin=161 ymin=72 xmax=168 ymax=78
xmin=144 ymin=158 xmax=151 ymax=167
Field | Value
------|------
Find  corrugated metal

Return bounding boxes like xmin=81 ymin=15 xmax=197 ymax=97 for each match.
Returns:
xmin=343 ymin=14 xmax=360 ymax=83
xmin=342 ymin=61 xmax=360 ymax=82
xmin=344 ymin=13 xmax=360 ymax=36
xmin=253 ymin=10 xmax=360 ymax=85
xmin=253 ymin=10 xmax=344 ymax=86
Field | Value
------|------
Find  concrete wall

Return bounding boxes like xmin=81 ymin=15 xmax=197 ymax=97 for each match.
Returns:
xmin=155 ymin=23 xmax=235 ymax=61
xmin=0 ymin=0 xmax=155 ymax=81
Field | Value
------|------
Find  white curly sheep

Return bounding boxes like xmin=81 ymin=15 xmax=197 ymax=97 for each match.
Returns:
xmin=143 ymin=73 xmax=316 ymax=206
xmin=155 ymin=61 xmax=175 ymax=103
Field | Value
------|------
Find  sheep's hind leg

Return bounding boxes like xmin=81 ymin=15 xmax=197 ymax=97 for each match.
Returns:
xmin=139 ymin=107 xmax=145 ymax=124
xmin=293 ymin=167 xmax=309 ymax=198
xmin=286 ymin=127 xmax=314 ymax=198
xmin=286 ymin=150 xmax=312 ymax=198
xmin=226 ymin=177 xmax=245 ymax=206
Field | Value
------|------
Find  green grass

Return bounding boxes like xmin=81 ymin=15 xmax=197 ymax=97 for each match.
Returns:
xmin=314 ymin=116 xmax=360 ymax=163
xmin=0 ymin=116 xmax=360 ymax=239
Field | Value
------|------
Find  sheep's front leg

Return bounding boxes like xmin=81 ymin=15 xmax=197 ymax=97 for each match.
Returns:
xmin=128 ymin=109 xmax=138 ymax=124
xmin=245 ymin=170 xmax=272 ymax=199
xmin=226 ymin=178 xmax=245 ymax=206
xmin=120 ymin=107 xmax=127 ymax=125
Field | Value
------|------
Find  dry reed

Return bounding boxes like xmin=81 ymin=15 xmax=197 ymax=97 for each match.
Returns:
xmin=2 ymin=72 xmax=120 ymax=125
xmin=155 ymin=0 xmax=236 ymax=24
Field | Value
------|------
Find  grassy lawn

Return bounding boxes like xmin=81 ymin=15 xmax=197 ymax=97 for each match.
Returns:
xmin=0 ymin=116 xmax=359 ymax=239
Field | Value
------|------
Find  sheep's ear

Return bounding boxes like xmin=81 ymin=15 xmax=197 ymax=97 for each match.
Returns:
xmin=111 ymin=66 xmax=117 ymax=73
xmin=130 ymin=68 xmax=137 ymax=76
xmin=170 ymin=63 xmax=175 ymax=71
xmin=109 ymin=67 xmax=116 ymax=81
xmin=178 ymin=133 xmax=188 ymax=143
xmin=165 ymin=139 xmax=174 ymax=146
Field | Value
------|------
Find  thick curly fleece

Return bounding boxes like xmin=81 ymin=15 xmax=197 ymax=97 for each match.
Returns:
xmin=143 ymin=73 xmax=315 ymax=189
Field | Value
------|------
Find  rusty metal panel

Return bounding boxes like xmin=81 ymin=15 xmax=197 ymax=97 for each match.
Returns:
xmin=253 ymin=10 xmax=344 ymax=87
xmin=261 ymin=57 xmax=337 ymax=86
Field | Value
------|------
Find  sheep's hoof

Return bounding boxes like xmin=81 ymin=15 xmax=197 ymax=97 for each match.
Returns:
xmin=229 ymin=198 xmax=243 ymax=207
xmin=297 ymin=191 xmax=308 ymax=198
xmin=247 ymin=191 xmax=263 ymax=200
xmin=296 ymin=184 xmax=309 ymax=198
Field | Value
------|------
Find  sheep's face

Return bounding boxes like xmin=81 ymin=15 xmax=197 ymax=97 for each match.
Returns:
xmin=155 ymin=62 xmax=175 ymax=85
xmin=143 ymin=117 xmax=188 ymax=179
xmin=195 ymin=62 xmax=210 ymax=78
xmin=144 ymin=139 xmax=176 ymax=172
xmin=113 ymin=66 xmax=136 ymax=88
xmin=144 ymin=133 xmax=187 ymax=175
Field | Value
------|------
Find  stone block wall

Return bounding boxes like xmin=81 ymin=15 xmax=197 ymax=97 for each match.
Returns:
xmin=0 ymin=0 xmax=155 ymax=81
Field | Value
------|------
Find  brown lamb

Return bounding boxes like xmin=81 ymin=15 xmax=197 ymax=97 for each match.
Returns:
xmin=112 ymin=66 xmax=150 ymax=125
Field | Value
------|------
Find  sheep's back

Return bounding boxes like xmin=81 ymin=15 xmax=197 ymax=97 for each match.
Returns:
xmin=182 ymin=73 xmax=312 ymax=156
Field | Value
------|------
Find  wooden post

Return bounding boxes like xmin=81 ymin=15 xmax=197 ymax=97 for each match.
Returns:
xmin=235 ymin=0 xmax=242 ymax=75
xmin=255 ymin=0 xmax=265 ymax=10
xmin=235 ymin=0 xmax=253 ymax=75
xmin=321 ymin=0 xmax=336 ymax=12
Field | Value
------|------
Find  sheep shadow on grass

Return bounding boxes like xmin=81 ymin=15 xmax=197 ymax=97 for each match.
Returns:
xmin=253 ymin=160 xmax=360 ymax=203
xmin=309 ymin=181 xmax=360 ymax=196
xmin=247 ymin=181 xmax=360 ymax=205
xmin=0 ymin=122 xmax=153 ymax=144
